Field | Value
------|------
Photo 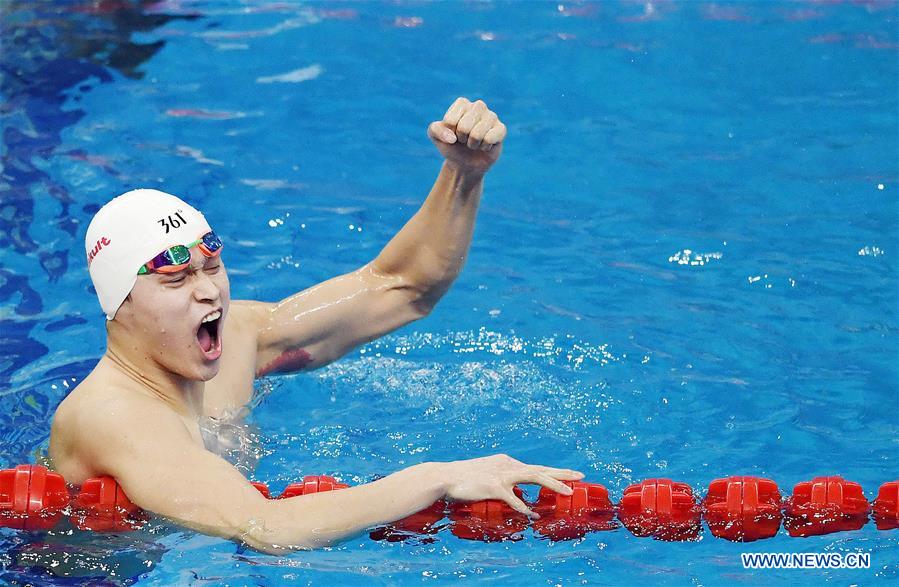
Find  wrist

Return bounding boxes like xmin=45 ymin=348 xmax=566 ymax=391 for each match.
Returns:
xmin=442 ymin=160 xmax=486 ymax=188
xmin=415 ymin=461 xmax=450 ymax=498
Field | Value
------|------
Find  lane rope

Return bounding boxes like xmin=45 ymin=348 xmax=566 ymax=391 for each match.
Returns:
xmin=1 ymin=465 xmax=896 ymax=542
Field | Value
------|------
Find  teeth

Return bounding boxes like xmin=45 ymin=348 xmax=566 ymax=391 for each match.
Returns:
xmin=202 ymin=310 xmax=221 ymax=324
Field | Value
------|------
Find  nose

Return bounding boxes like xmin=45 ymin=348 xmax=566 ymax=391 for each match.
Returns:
xmin=192 ymin=269 xmax=221 ymax=304
xmin=186 ymin=250 xmax=220 ymax=303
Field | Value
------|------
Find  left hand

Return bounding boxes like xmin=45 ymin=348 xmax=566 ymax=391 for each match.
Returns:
xmin=428 ymin=97 xmax=506 ymax=176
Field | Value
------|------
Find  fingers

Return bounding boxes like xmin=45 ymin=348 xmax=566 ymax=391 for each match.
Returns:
xmin=455 ymin=100 xmax=487 ymax=141
xmin=532 ymin=466 xmax=585 ymax=481
xmin=440 ymin=97 xmax=505 ymax=150
xmin=442 ymin=97 xmax=469 ymax=127
xmin=501 ymin=489 xmax=538 ymax=519
xmin=428 ymin=121 xmax=457 ymax=144
xmin=482 ymin=122 xmax=506 ymax=149
xmin=467 ymin=115 xmax=496 ymax=150
xmin=522 ymin=472 xmax=575 ymax=496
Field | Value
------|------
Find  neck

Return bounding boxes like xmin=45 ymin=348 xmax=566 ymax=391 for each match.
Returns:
xmin=104 ymin=335 xmax=205 ymax=418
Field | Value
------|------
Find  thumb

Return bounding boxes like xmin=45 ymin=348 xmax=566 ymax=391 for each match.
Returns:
xmin=428 ymin=121 xmax=457 ymax=144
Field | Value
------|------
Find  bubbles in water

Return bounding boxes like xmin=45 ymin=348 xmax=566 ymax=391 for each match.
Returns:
xmin=858 ymin=246 xmax=884 ymax=257
xmin=667 ymin=249 xmax=723 ymax=266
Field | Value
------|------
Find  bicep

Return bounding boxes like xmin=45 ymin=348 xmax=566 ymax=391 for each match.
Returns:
xmin=245 ymin=265 xmax=427 ymax=375
xmin=85 ymin=404 xmax=268 ymax=543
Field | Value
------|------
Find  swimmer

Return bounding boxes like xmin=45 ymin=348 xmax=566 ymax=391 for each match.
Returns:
xmin=49 ymin=98 xmax=583 ymax=553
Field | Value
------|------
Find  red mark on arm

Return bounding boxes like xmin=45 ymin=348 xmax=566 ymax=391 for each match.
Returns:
xmin=256 ymin=348 xmax=313 ymax=377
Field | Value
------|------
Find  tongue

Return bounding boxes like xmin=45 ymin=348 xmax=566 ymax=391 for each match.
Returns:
xmin=198 ymin=324 xmax=213 ymax=353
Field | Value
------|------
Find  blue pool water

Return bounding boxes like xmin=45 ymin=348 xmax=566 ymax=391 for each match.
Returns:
xmin=1 ymin=0 xmax=897 ymax=584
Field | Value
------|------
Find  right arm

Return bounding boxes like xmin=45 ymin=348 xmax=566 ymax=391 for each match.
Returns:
xmin=81 ymin=397 xmax=581 ymax=554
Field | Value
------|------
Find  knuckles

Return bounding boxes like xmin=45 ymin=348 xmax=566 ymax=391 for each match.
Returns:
xmin=439 ymin=98 xmax=505 ymax=151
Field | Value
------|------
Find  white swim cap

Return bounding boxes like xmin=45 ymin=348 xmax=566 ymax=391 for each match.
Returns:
xmin=85 ymin=189 xmax=212 ymax=320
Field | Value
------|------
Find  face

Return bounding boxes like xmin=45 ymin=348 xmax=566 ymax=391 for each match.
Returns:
xmin=115 ymin=247 xmax=230 ymax=382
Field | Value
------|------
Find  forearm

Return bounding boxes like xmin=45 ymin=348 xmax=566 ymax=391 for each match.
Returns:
xmin=371 ymin=162 xmax=484 ymax=308
xmin=245 ymin=462 xmax=446 ymax=552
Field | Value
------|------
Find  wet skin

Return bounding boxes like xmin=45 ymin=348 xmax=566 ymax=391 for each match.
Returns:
xmin=49 ymin=98 xmax=583 ymax=553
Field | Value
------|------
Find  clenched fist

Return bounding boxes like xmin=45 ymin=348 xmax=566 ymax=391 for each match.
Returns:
xmin=428 ymin=97 xmax=507 ymax=175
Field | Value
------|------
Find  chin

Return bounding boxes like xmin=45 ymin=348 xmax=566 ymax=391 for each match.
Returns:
xmin=196 ymin=360 xmax=222 ymax=382
xmin=166 ymin=352 xmax=221 ymax=382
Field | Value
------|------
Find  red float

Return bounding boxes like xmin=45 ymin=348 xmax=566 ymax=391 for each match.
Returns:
xmin=251 ymin=481 xmax=271 ymax=498
xmin=279 ymin=475 xmax=349 ymax=498
xmin=0 ymin=465 xmax=69 ymax=531
xmin=252 ymin=475 xmax=349 ymax=499
xmin=873 ymin=481 xmax=899 ymax=531
xmin=70 ymin=476 xmax=148 ymax=531
xmin=703 ymin=476 xmax=782 ymax=542
xmin=783 ymin=476 xmax=869 ymax=537
xmin=370 ymin=500 xmax=447 ymax=542
xmin=449 ymin=486 xmax=529 ymax=542
xmin=619 ymin=478 xmax=701 ymax=541
xmin=532 ymin=480 xmax=616 ymax=540
xmin=2 ymin=464 xmax=896 ymax=541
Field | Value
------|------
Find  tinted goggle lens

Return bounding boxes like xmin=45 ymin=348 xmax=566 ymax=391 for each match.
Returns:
xmin=162 ymin=245 xmax=191 ymax=266
xmin=199 ymin=232 xmax=223 ymax=255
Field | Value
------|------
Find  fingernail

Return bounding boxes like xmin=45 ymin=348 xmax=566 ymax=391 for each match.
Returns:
xmin=562 ymin=486 xmax=574 ymax=495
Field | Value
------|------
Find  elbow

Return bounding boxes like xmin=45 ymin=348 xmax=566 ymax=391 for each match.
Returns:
xmin=408 ymin=280 xmax=455 ymax=319
xmin=390 ymin=273 xmax=446 ymax=320
xmin=242 ymin=524 xmax=327 ymax=554
xmin=238 ymin=503 xmax=339 ymax=554
xmin=409 ymin=295 xmax=437 ymax=320
xmin=230 ymin=502 xmax=320 ymax=554
xmin=406 ymin=264 xmax=460 ymax=317
xmin=242 ymin=538 xmax=295 ymax=556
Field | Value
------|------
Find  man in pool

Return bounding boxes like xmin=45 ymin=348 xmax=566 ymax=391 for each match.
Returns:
xmin=49 ymin=97 xmax=583 ymax=553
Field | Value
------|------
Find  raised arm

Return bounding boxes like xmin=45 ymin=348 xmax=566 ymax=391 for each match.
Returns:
xmin=244 ymin=98 xmax=507 ymax=376
xmin=77 ymin=394 xmax=580 ymax=553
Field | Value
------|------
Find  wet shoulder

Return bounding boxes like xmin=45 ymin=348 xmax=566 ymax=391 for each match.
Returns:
xmin=223 ymin=300 xmax=264 ymax=342
xmin=49 ymin=370 xmax=175 ymax=483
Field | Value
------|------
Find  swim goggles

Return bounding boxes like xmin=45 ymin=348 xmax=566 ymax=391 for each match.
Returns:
xmin=137 ymin=231 xmax=224 ymax=275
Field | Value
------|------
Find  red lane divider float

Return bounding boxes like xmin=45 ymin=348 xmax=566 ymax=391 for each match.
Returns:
xmin=873 ymin=481 xmax=899 ymax=530
xmin=2 ymin=465 xmax=897 ymax=542
xmin=533 ymin=480 xmax=616 ymax=540
xmin=619 ymin=478 xmax=701 ymax=541
xmin=449 ymin=486 xmax=529 ymax=542
xmin=703 ymin=476 xmax=782 ymax=542
xmin=0 ymin=465 xmax=68 ymax=531
xmin=70 ymin=476 xmax=148 ymax=531
xmin=252 ymin=475 xmax=350 ymax=499
xmin=784 ymin=476 xmax=869 ymax=537
xmin=370 ymin=500 xmax=446 ymax=542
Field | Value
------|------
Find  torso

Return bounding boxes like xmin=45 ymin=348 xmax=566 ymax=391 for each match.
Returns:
xmin=49 ymin=302 xmax=262 ymax=484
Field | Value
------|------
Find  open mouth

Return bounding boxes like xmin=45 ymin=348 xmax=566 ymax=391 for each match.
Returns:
xmin=197 ymin=309 xmax=222 ymax=359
